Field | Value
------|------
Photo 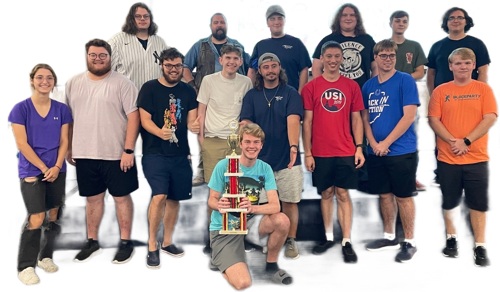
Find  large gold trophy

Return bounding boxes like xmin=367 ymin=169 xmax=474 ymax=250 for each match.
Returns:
xmin=220 ymin=120 xmax=248 ymax=234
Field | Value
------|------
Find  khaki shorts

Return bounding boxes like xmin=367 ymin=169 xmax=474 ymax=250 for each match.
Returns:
xmin=274 ymin=165 xmax=303 ymax=203
xmin=201 ymin=137 xmax=240 ymax=183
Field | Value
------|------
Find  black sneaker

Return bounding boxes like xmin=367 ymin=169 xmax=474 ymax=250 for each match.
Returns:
xmin=161 ymin=244 xmax=185 ymax=257
xmin=473 ymin=246 xmax=490 ymax=267
xmin=395 ymin=242 xmax=417 ymax=263
xmin=312 ymin=240 xmax=335 ymax=255
xmin=366 ymin=238 xmax=400 ymax=251
xmin=147 ymin=248 xmax=160 ymax=269
xmin=203 ymin=243 xmax=212 ymax=255
xmin=442 ymin=237 xmax=459 ymax=258
xmin=112 ymin=240 xmax=134 ymax=264
xmin=74 ymin=239 xmax=101 ymax=262
xmin=342 ymin=242 xmax=358 ymax=263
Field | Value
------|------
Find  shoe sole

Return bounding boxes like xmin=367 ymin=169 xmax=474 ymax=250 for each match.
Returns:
xmin=284 ymin=253 xmax=300 ymax=260
xmin=73 ymin=248 xmax=102 ymax=263
xmin=366 ymin=245 xmax=400 ymax=252
xmin=442 ymin=252 xmax=459 ymax=258
xmin=146 ymin=263 xmax=161 ymax=269
xmin=112 ymin=249 xmax=135 ymax=264
xmin=161 ymin=249 xmax=185 ymax=258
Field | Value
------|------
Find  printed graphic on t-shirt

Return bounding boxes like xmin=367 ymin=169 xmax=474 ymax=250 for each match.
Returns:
xmin=340 ymin=41 xmax=365 ymax=80
xmin=321 ymin=88 xmax=347 ymax=112
xmin=225 ymin=175 xmax=265 ymax=227
xmin=367 ymin=89 xmax=390 ymax=124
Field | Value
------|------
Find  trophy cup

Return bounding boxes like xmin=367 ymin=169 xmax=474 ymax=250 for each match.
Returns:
xmin=220 ymin=120 xmax=248 ymax=234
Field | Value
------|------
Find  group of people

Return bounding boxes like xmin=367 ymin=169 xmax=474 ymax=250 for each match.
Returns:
xmin=9 ymin=2 xmax=496 ymax=289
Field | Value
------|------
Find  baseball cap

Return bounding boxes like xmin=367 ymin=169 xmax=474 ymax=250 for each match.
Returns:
xmin=266 ymin=5 xmax=285 ymax=19
xmin=258 ymin=53 xmax=281 ymax=67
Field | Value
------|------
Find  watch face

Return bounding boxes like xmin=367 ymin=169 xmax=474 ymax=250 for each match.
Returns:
xmin=124 ymin=149 xmax=134 ymax=154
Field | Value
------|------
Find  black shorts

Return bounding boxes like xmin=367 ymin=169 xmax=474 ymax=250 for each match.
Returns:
xmin=142 ymin=154 xmax=193 ymax=201
xmin=20 ymin=173 xmax=66 ymax=214
xmin=75 ymin=159 xmax=139 ymax=197
xmin=438 ymin=161 xmax=489 ymax=211
xmin=367 ymin=152 xmax=417 ymax=198
xmin=312 ymin=156 xmax=358 ymax=194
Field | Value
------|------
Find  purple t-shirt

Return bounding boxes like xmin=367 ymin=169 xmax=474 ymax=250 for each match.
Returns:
xmin=8 ymin=98 xmax=73 ymax=178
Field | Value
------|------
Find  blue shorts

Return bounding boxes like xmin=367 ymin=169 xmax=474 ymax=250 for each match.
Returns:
xmin=312 ymin=156 xmax=358 ymax=194
xmin=75 ymin=159 xmax=138 ymax=197
xmin=142 ymin=154 xmax=193 ymax=201
xmin=367 ymin=152 xmax=417 ymax=198
xmin=438 ymin=161 xmax=488 ymax=211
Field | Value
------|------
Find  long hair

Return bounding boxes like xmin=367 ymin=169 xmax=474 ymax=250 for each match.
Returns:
xmin=440 ymin=7 xmax=474 ymax=33
xmin=254 ymin=68 xmax=288 ymax=91
xmin=330 ymin=3 xmax=366 ymax=36
xmin=122 ymin=2 xmax=158 ymax=35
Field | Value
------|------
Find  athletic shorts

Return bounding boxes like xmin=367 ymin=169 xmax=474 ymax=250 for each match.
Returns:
xmin=210 ymin=215 xmax=266 ymax=273
xmin=438 ymin=161 xmax=489 ymax=211
xmin=201 ymin=137 xmax=240 ymax=183
xmin=75 ymin=159 xmax=138 ymax=197
xmin=275 ymin=165 xmax=303 ymax=203
xmin=367 ymin=152 xmax=417 ymax=198
xmin=20 ymin=172 xmax=66 ymax=214
xmin=142 ymin=154 xmax=193 ymax=201
xmin=312 ymin=156 xmax=358 ymax=194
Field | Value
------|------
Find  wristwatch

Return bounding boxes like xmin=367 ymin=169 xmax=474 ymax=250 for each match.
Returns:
xmin=124 ymin=149 xmax=134 ymax=154
xmin=463 ymin=138 xmax=471 ymax=146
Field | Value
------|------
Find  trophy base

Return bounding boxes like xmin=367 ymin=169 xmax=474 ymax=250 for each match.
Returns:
xmin=219 ymin=230 xmax=248 ymax=235
xmin=223 ymin=208 xmax=248 ymax=213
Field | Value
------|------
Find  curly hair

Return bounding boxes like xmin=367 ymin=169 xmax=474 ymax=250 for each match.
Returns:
xmin=122 ymin=2 xmax=158 ymax=35
xmin=330 ymin=3 xmax=366 ymax=36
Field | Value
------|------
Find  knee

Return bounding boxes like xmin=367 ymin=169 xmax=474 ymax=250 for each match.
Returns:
xmin=28 ymin=212 xmax=45 ymax=229
xmin=321 ymin=188 xmax=335 ymax=200
xmin=233 ymin=277 xmax=252 ymax=290
xmin=275 ymin=213 xmax=290 ymax=232
xmin=335 ymin=190 xmax=350 ymax=203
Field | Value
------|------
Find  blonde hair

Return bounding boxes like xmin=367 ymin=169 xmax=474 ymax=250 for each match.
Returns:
xmin=239 ymin=123 xmax=265 ymax=143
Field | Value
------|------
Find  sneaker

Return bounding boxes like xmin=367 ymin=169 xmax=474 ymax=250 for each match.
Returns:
xmin=416 ymin=180 xmax=426 ymax=191
xmin=431 ymin=176 xmax=440 ymax=187
xmin=284 ymin=238 xmax=300 ymax=259
xmin=244 ymin=239 xmax=257 ymax=252
xmin=203 ymin=243 xmax=212 ymax=255
xmin=342 ymin=242 xmax=358 ymax=263
xmin=366 ymin=238 xmax=400 ymax=251
xmin=74 ymin=239 xmax=101 ymax=262
xmin=161 ymin=244 xmax=185 ymax=257
xmin=112 ymin=240 xmax=134 ymax=264
xmin=146 ymin=247 xmax=160 ymax=269
xmin=473 ymin=246 xmax=490 ymax=267
xmin=192 ymin=170 xmax=205 ymax=186
xmin=38 ymin=258 xmax=58 ymax=273
xmin=442 ymin=237 xmax=459 ymax=258
xmin=18 ymin=267 xmax=40 ymax=285
xmin=312 ymin=240 xmax=335 ymax=255
xmin=395 ymin=242 xmax=417 ymax=263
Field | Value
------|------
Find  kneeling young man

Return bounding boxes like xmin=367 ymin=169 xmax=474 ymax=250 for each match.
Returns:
xmin=208 ymin=123 xmax=292 ymax=290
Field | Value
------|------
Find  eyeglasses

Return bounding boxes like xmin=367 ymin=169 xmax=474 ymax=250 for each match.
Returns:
xmin=134 ymin=14 xmax=150 ymax=20
xmin=163 ymin=63 xmax=184 ymax=70
xmin=34 ymin=76 xmax=55 ymax=82
xmin=448 ymin=16 xmax=465 ymax=21
xmin=88 ymin=53 xmax=109 ymax=60
xmin=378 ymin=54 xmax=396 ymax=60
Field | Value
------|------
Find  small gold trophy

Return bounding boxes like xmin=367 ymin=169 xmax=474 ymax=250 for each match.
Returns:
xmin=220 ymin=120 xmax=248 ymax=234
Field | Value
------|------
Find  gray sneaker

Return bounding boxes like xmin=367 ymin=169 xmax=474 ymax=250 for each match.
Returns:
xmin=284 ymin=238 xmax=300 ymax=259
xmin=192 ymin=169 xmax=205 ymax=186
xmin=366 ymin=238 xmax=400 ymax=251
xmin=395 ymin=242 xmax=417 ymax=263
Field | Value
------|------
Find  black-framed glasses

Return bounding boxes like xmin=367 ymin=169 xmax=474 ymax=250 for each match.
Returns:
xmin=163 ymin=63 xmax=184 ymax=70
xmin=134 ymin=14 xmax=150 ymax=20
xmin=448 ymin=16 xmax=465 ymax=21
xmin=88 ymin=53 xmax=109 ymax=60
xmin=378 ymin=54 xmax=396 ymax=60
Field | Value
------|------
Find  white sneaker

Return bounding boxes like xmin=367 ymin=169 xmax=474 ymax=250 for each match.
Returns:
xmin=38 ymin=258 xmax=59 ymax=273
xmin=18 ymin=267 xmax=40 ymax=285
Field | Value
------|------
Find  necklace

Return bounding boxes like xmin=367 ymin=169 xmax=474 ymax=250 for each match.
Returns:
xmin=263 ymin=85 xmax=280 ymax=108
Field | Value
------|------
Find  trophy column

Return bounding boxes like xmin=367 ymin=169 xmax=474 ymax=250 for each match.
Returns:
xmin=220 ymin=120 xmax=248 ymax=235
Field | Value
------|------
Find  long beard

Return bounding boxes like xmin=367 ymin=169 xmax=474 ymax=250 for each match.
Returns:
xmin=212 ymin=29 xmax=227 ymax=41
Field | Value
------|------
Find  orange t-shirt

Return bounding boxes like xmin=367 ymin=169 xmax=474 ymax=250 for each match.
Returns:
xmin=428 ymin=80 xmax=497 ymax=165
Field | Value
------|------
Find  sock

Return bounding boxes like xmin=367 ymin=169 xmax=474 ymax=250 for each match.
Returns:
xmin=265 ymin=262 xmax=279 ymax=273
xmin=326 ymin=232 xmax=334 ymax=242
xmin=404 ymin=238 xmax=415 ymax=246
xmin=341 ymin=238 xmax=350 ymax=246
xmin=383 ymin=233 xmax=396 ymax=240
xmin=475 ymin=242 xmax=486 ymax=248
xmin=446 ymin=234 xmax=457 ymax=239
